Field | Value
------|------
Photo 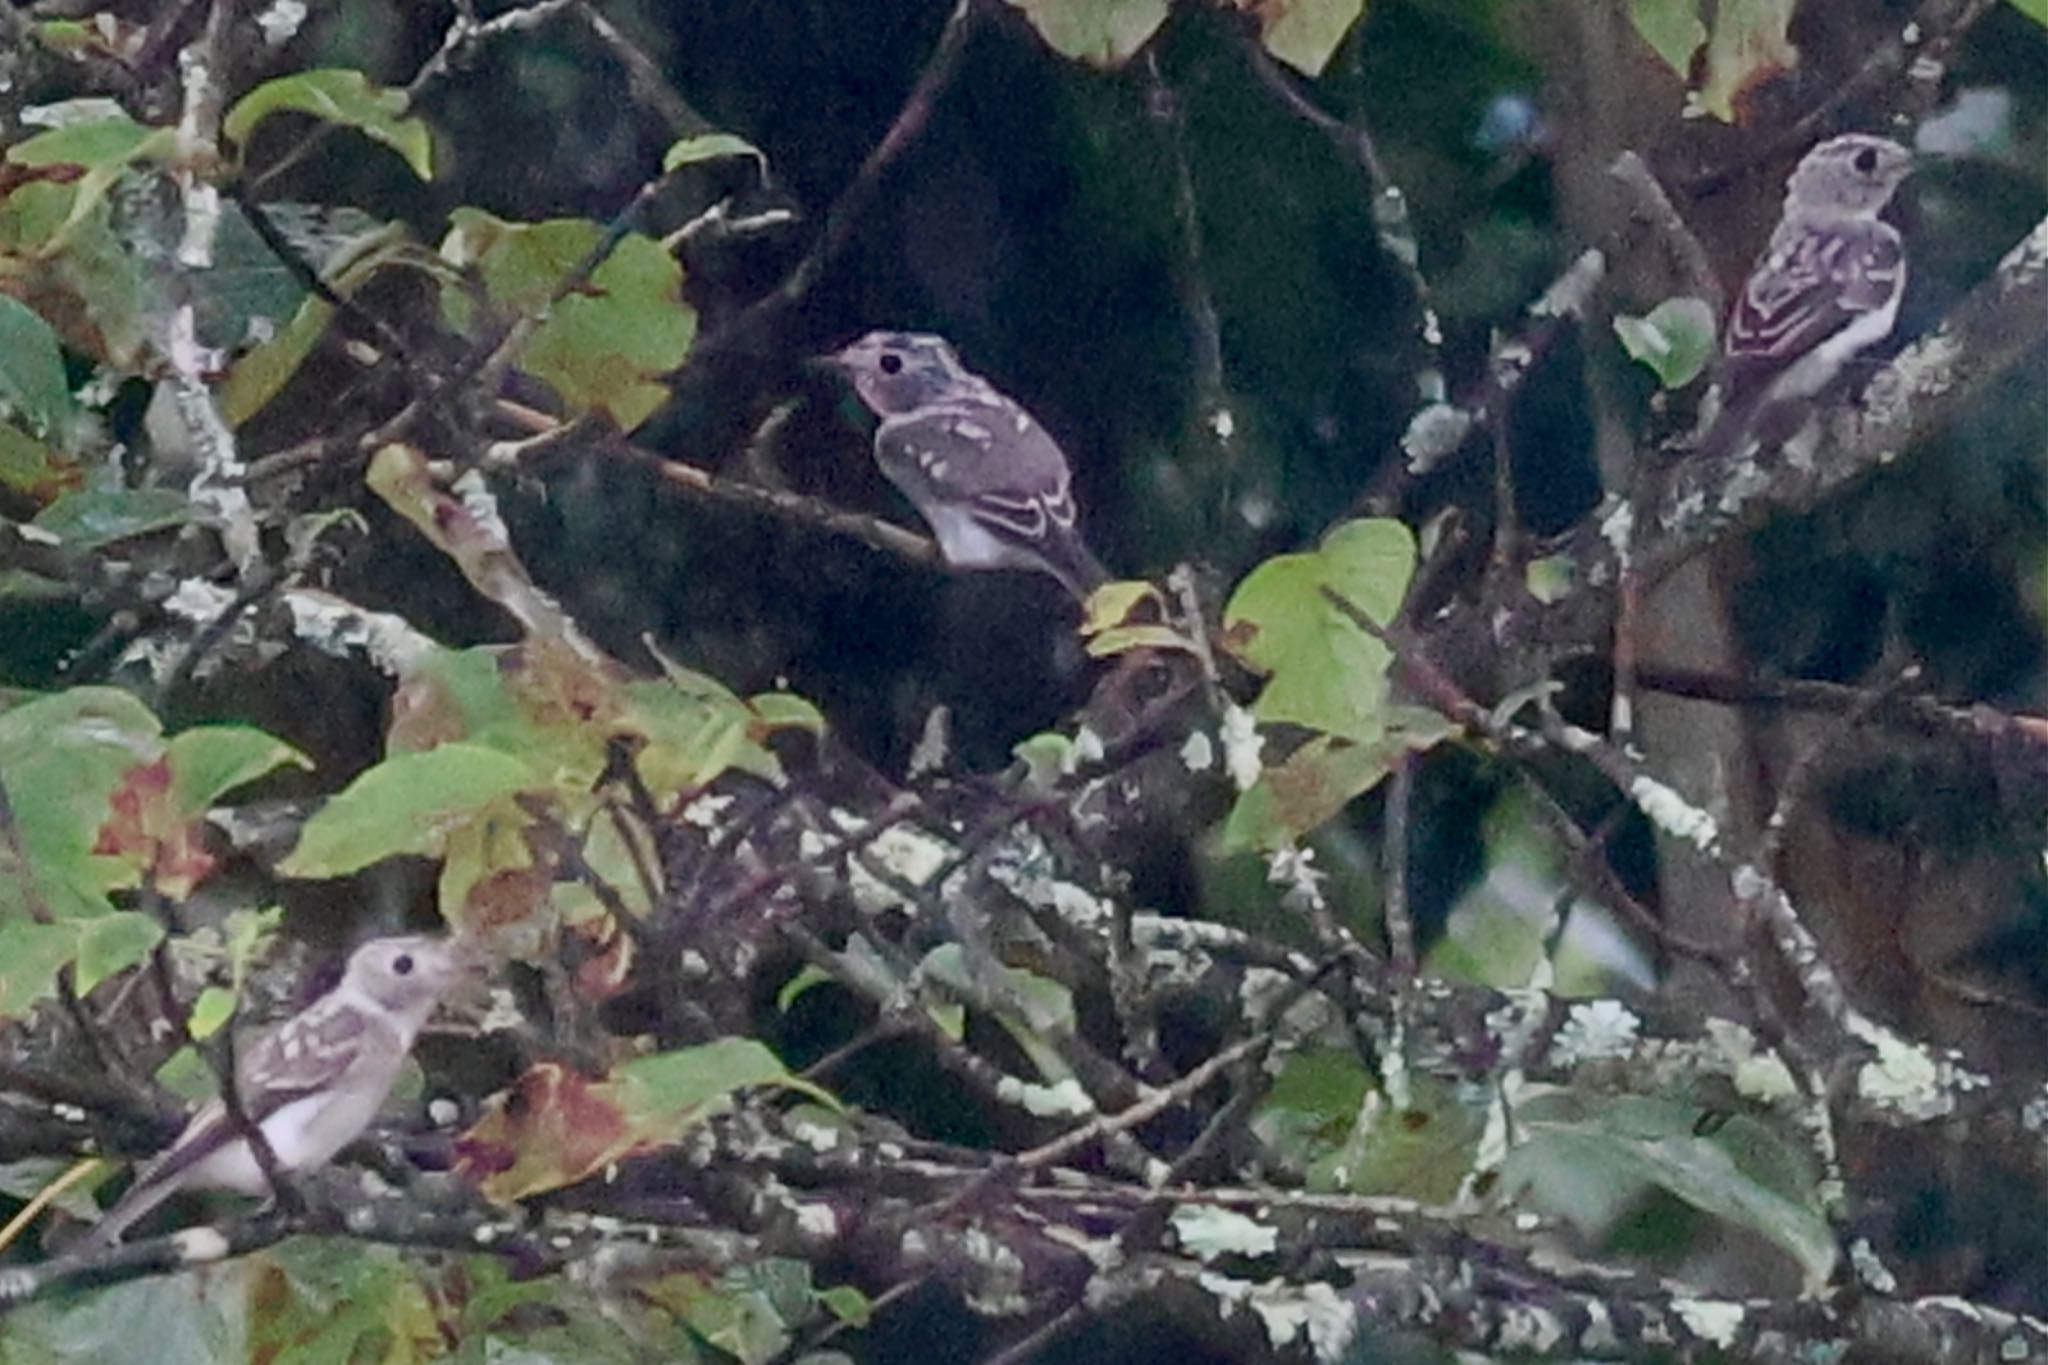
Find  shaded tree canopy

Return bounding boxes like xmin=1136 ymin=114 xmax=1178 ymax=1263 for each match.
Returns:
xmin=2 ymin=0 xmax=2048 ymax=1360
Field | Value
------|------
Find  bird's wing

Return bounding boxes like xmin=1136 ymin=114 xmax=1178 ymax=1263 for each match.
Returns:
xmin=1720 ymin=217 xmax=1904 ymax=407
xmin=109 ymin=1002 xmax=370 ymax=1201
xmin=234 ymin=996 xmax=374 ymax=1119
xmin=874 ymin=400 xmax=1079 ymax=528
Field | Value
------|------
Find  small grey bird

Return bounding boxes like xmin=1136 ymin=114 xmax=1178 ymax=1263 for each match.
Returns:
xmin=824 ymin=331 xmax=1109 ymax=601
xmin=1696 ymin=134 xmax=1913 ymax=460
xmin=78 ymin=935 xmax=467 ymax=1251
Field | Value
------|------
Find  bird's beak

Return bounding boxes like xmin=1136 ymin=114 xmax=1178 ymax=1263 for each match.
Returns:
xmin=442 ymin=934 xmax=492 ymax=970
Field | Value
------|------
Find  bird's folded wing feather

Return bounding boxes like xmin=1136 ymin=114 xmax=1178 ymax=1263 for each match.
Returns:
xmin=875 ymin=402 xmax=1078 ymax=540
xmin=120 ymin=1001 xmax=374 ymax=1196
xmin=1721 ymin=218 xmax=1904 ymax=404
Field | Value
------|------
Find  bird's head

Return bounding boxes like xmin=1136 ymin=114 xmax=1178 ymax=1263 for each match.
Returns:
xmin=1786 ymin=135 xmax=1914 ymax=216
xmin=820 ymin=330 xmax=970 ymax=416
xmin=343 ymin=934 xmax=467 ymax=1015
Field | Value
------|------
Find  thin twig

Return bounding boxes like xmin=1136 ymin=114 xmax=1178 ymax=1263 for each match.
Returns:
xmin=697 ymin=0 xmax=988 ymax=359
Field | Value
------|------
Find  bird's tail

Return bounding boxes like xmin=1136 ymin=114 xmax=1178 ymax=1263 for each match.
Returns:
xmin=65 ymin=1170 xmax=182 ymax=1257
xmin=1045 ymin=528 xmax=1111 ymax=605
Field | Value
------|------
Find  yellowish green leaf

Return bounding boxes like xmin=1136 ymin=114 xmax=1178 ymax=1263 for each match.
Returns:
xmin=223 ymin=69 xmax=432 ymax=179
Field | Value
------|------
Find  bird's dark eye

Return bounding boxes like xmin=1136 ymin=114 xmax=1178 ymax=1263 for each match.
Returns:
xmin=393 ymin=953 xmax=414 ymax=976
xmin=1853 ymin=146 xmax=1878 ymax=174
xmin=879 ymin=352 xmax=904 ymax=375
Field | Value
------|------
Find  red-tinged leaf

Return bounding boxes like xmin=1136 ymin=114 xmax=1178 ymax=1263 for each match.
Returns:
xmin=456 ymin=1040 xmax=831 ymax=1202
xmin=0 ymin=422 xmax=83 ymax=502
xmin=438 ymin=801 xmax=552 ymax=952
xmin=566 ymin=911 xmax=635 ymax=1004
xmin=367 ymin=444 xmax=592 ymax=650
xmin=93 ymin=757 xmax=216 ymax=899
xmin=455 ymin=1062 xmax=636 ymax=1202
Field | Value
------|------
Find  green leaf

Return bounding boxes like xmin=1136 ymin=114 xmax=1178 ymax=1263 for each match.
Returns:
xmin=522 ymin=234 xmax=694 ymax=429
xmin=816 ymin=1286 xmax=871 ymax=1330
xmin=222 ymin=70 xmax=433 ymax=179
xmin=2010 ymin=0 xmax=2048 ymax=26
xmin=625 ymin=676 xmax=781 ymax=795
xmin=1629 ymin=0 xmax=1706 ymax=74
xmin=3 ymin=116 xmax=179 ymax=255
xmin=1080 ymin=580 xmax=1196 ymax=658
xmin=439 ymin=211 xmax=695 ymax=430
xmin=0 ymin=422 xmax=77 ymax=500
xmin=0 ymin=1156 xmax=110 ymax=1219
xmin=1219 ymin=708 xmax=1458 ymax=853
xmin=279 ymin=742 xmax=536 ymax=878
xmin=642 ymin=1267 xmax=795 ymax=1365
xmin=187 ymin=984 xmax=237 ymax=1041
xmin=219 ymin=297 xmax=334 ymax=428
xmin=0 ymin=919 xmax=86 ymax=1018
xmin=617 ymin=1038 xmax=837 ymax=1124
xmin=31 ymin=489 xmax=195 ymax=548
xmin=1614 ymin=296 xmax=1716 ymax=390
xmin=1004 ymin=0 xmax=1170 ymax=67
xmin=0 ymin=1259 xmax=251 ymax=1362
xmin=163 ymin=726 xmax=311 ymax=813
xmin=748 ymin=691 xmax=826 ymax=735
xmin=457 ymin=1041 xmax=833 ymax=1201
xmin=251 ymin=1240 xmax=441 ymax=1364
xmin=1254 ymin=1046 xmax=1373 ymax=1175
xmin=1508 ymin=1095 xmax=1837 ymax=1290
xmin=0 ymin=687 xmax=164 ymax=922
xmin=1251 ymin=0 xmax=1368 ymax=78
xmin=72 ymin=911 xmax=164 ymax=997
xmin=0 ymin=295 xmax=76 ymax=445
xmin=661 ymin=132 xmax=767 ymax=174
xmin=1221 ymin=518 xmax=1416 ymax=742
xmin=4 ymin=112 xmax=156 ymax=171
xmin=1696 ymin=0 xmax=1797 ymax=122
xmin=0 ymin=184 xmax=148 ymax=363
xmin=776 ymin=964 xmax=834 ymax=1013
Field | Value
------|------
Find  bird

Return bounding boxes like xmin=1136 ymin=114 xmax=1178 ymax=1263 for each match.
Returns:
xmin=822 ymin=331 xmax=1110 ymax=602
xmin=1694 ymin=134 xmax=1914 ymax=462
xmin=75 ymin=934 xmax=468 ymax=1252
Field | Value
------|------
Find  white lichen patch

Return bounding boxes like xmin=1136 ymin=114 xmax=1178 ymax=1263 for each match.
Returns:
xmin=1850 ymin=1237 xmax=1900 ymax=1294
xmin=1221 ymin=704 xmax=1264 ymax=792
xmin=1495 ymin=1303 xmax=1567 ymax=1354
xmin=174 ymin=1226 xmax=232 ymax=1262
xmin=1199 ymin=1274 xmax=1357 ymax=1361
xmin=959 ymin=1227 xmax=1030 ymax=1317
xmin=1532 ymin=249 xmax=1607 ymax=320
xmin=165 ymin=577 xmax=236 ymax=624
xmin=680 ymin=792 xmax=734 ymax=828
xmin=1598 ymin=497 xmax=1633 ymax=556
xmin=995 ymin=1075 xmax=1094 ymax=1118
xmin=1674 ymin=1297 xmax=1744 ymax=1348
xmin=284 ymin=587 xmax=436 ymax=674
xmin=837 ymin=817 xmax=959 ymax=915
xmin=1848 ymin=1016 xmax=1988 ymax=1121
xmin=1629 ymin=775 xmax=1718 ymax=851
xmin=1550 ymin=999 xmax=1641 ymax=1065
xmin=1705 ymin=1020 xmax=1802 ymax=1103
xmin=2022 ymin=1084 xmax=2048 ymax=1134
xmin=1171 ymin=1204 xmax=1280 ymax=1262
xmin=1401 ymin=402 xmax=1474 ymax=474
xmin=795 ymin=1202 xmax=839 ymax=1238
